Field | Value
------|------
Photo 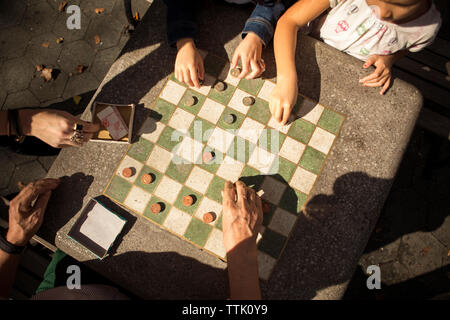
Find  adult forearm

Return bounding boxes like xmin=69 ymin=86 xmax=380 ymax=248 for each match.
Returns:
xmin=227 ymin=241 xmax=261 ymax=300
xmin=0 ymin=249 xmax=21 ymax=299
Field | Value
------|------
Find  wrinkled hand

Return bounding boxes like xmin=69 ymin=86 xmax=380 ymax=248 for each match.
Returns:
xmin=19 ymin=109 xmax=100 ymax=148
xmin=360 ymin=54 xmax=393 ymax=95
xmin=175 ymin=38 xmax=205 ymax=88
xmin=7 ymin=178 xmax=60 ymax=246
xmin=221 ymin=181 xmax=263 ymax=252
xmin=269 ymin=75 xmax=298 ymax=125
xmin=232 ymin=32 xmax=265 ymax=80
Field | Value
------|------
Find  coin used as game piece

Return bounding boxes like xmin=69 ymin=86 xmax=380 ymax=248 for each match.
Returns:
xmin=182 ymin=195 xmax=194 ymax=206
xmin=185 ymin=96 xmax=196 ymax=107
xmin=150 ymin=203 xmax=162 ymax=214
xmin=141 ymin=173 xmax=153 ymax=184
xmin=242 ymin=96 xmax=255 ymax=106
xmin=230 ymin=67 xmax=241 ymax=77
xmin=224 ymin=113 xmax=236 ymax=125
xmin=202 ymin=151 xmax=215 ymax=163
xmin=203 ymin=212 xmax=215 ymax=224
xmin=122 ymin=167 xmax=133 ymax=178
xmin=214 ymin=81 xmax=225 ymax=92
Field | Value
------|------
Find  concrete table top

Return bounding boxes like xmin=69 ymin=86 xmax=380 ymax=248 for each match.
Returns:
xmin=41 ymin=0 xmax=422 ymax=299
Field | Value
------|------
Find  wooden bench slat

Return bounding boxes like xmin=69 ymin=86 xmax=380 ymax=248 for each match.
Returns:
xmin=13 ymin=268 xmax=41 ymax=297
xmin=19 ymin=248 xmax=51 ymax=279
xmin=426 ymin=37 xmax=450 ymax=59
xmin=395 ymin=57 xmax=450 ymax=90
xmin=418 ymin=107 xmax=450 ymax=140
xmin=407 ymin=50 xmax=449 ymax=75
xmin=393 ymin=68 xmax=450 ymax=109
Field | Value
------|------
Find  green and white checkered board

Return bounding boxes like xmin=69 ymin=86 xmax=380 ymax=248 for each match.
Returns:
xmin=104 ymin=50 xmax=345 ymax=281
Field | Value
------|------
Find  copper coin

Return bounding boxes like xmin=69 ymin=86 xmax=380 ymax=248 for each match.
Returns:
xmin=202 ymin=151 xmax=214 ymax=163
xmin=242 ymin=96 xmax=255 ymax=106
xmin=230 ymin=68 xmax=241 ymax=77
xmin=141 ymin=173 xmax=153 ymax=184
xmin=214 ymin=81 xmax=225 ymax=92
xmin=203 ymin=212 xmax=215 ymax=224
xmin=122 ymin=167 xmax=133 ymax=178
xmin=185 ymin=95 xmax=196 ymax=107
xmin=182 ymin=195 xmax=194 ymax=206
xmin=150 ymin=203 xmax=162 ymax=214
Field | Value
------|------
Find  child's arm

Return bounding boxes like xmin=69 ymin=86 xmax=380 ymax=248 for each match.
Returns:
xmin=360 ymin=50 xmax=408 ymax=95
xmin=164 ymin=0 xmax=204 ymax=88
xmin=232 ymin=1 xmax=286 ymax=79
xmin=270 ymin=0 xmax=330 ymax=125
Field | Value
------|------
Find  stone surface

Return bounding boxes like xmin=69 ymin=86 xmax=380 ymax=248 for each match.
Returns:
xmin=57 ymin=40 xmax=96 ymax=74
xmin=0 ymin=151 xmax=16 ymax=189
xmin=40 ymin=0 xmax=423 ymax=300
xmin=25 ymin=32 xmax=64 ymax=66
xmin=398 ymin=232 xmax=445 ymax=278
xmin=90 ymin=46 xmax=121 ymax=82
xmin=84 ymin=14 xmax=123 ymax=49
xmin=3 ymin=89 xmax=40 ymax=109
xmin=0 ymin=26 xmax=30 ymax=60
xmin=21 ymin=1 xmax=57 ymax=35
xmin=0 ymin=57 xmax=35 ymax=93
xmin=8 ymin=160 xmax=47 ymax=194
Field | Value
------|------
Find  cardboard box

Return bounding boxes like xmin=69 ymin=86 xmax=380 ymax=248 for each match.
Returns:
xmin=91 ymin=102 xmax=135 ymax=144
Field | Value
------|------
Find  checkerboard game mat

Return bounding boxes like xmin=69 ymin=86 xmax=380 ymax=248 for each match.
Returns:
xmin=103 ymin=50 xmax=345 ymax=281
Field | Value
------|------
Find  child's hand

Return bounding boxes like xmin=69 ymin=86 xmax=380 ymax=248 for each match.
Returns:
xmin=231 ymin=32 xmax=265 ymax=80
xmin=269 ymin=76 xmax=298 ymax=125
xmin=175 ymin=38 xmax=205 ymax=88
xmin=359 ymin=54 xmax=394 ymax=95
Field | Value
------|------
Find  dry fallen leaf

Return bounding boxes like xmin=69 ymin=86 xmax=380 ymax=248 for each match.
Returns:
xmin=423 ymin=246 xmax=430 ymax=255
xmin=95 ymin=8 xmax=105 ymax=14
xmin=58 ymin=1 xmax=67 ymax=13
xmin=56 ymin=37 xmax=64 ymax=44
xmin=40 ymin=67 xmax=53 ymax=82
xmin=36 ymin=64 xmax=44 ymax=72
xmin=73 ymin=96 xmax=82 ymax=105
xmin=134 ymin=12 xmax=140 ymax=21
xmin=41 ymin=42 xmax=50 ymax=48
xmin=94 ymin=35 xmax=101 ymax=45
xmin=76 ymin=65 xmax=85 ymax=74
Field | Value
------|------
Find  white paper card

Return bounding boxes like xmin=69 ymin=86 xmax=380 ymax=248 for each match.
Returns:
xmin=79 ymin=202 xmax=126 ymax=250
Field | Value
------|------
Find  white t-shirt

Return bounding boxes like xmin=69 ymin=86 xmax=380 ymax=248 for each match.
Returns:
xmin=319 ymin=0 xmax=442 ymax=60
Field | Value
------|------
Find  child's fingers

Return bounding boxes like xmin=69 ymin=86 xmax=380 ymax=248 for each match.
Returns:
xmin=274 ymin=104 xmax=284 ymax=123
xmin=363 ymin=69 xmax=389 ymax=84
xmin=363 ymin=78 xmax=386 ymax=87
xmin=183 ymin=68 xmax=194 ymax=87
xmin=231 ymin=52 xmax=240 ymax=69
xmin=380 ymin=78 xmax=391 ymax=95
xmin=189 ymin=65 xmax=200 ymax=88
xmin=360 ymin=68 xmax=383 ymax=83
xmin=246 ymin=60 xmax=261 ymax=79
xmin=281 ymin=105 xmax=291 ymax=125
xmin=363 ymin=56 xmax=377 ymax=69
xmin=239 ymin=56 xmax=250 ymax=79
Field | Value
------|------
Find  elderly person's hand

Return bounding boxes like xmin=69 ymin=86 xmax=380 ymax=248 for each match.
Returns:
xmin=221 ymin=180 xmax=263 ymax=300
xmin=18 ymin=109 xmax=100 ymax=148
xmin=222 ymin=180 xmax=263 ymax=252
xmin=6 ymin=178 xmax=60 ymax=246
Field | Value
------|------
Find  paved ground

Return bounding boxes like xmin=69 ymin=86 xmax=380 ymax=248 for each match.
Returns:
xmin=0 ymin=0 xmax=448 ymax=299
xmin=0 ymin=0 xmax=152 ymax=196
